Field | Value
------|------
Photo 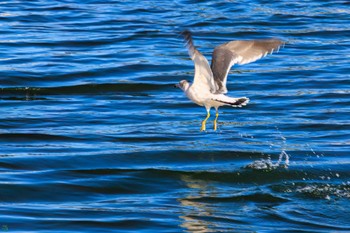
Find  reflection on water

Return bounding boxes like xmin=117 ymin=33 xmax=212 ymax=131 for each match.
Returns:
xmin=179 ymin=175 xmax=217 ymax=233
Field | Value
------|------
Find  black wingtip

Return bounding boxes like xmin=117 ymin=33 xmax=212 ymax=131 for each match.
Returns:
xmin=180 ymin=30 xmax=194 ymax=48
xmin=180 ymin=30 xmax=191 ymax=37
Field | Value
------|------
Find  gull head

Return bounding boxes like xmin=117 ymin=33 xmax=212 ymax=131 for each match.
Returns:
xmin=175 ymin=80 xmax=190 ymax=92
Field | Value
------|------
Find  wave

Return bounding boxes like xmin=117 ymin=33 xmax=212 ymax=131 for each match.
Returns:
xmin=0 ymin=83 xmax=171 ymax=96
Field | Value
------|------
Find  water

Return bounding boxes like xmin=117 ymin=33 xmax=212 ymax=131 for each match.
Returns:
xmin=1 ymin=0 xmax=350 ymax=232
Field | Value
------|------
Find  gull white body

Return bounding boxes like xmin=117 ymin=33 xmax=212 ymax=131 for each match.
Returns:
xmin=184 ymin=83 xmax=240 ymax=109
xmin=178 ymin=79 xmax=249 ymax=131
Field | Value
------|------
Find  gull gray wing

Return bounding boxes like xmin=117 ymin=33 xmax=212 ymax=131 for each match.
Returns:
xmin=211 ymin=39 xmax=284 ymax=94
xmin=182 ymin=30 xmax=216 ymax=93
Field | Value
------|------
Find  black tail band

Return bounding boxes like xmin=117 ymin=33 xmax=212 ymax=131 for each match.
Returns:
xmin=213 ymin=98 xmax=247 ymax=106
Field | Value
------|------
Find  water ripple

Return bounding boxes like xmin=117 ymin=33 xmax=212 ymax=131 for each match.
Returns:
xmin=1 ymin=0 xmax=350 ymax=232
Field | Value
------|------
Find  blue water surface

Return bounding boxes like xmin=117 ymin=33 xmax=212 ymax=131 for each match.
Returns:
xmin=0 ymin=0 xmax=350 ymax=232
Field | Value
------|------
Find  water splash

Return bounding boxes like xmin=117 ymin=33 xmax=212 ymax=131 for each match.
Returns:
xmin=277 ymin=150 xmax=290 ymax=167
xmin=245 ymin=150 xmax=290 ymax=170
xmin=296 ymin=183 xmax=350 ymax=200
xmin=245 ymin=127 xmax=290 ymax=170
xmin=306 ymin=143 xmax=325 ymax=158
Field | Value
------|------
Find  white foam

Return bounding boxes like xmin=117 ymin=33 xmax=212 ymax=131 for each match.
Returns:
xmin=246 ymin=150 xmax=290 ymax=170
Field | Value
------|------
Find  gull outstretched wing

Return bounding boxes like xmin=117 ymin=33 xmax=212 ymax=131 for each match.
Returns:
xmin=182 ymin=30 xmax=216 ymax=93
xmin=211 ymin=39 xmax=284 ymax=94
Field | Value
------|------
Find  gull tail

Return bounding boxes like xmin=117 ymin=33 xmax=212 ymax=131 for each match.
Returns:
xmin=212 ymin=96 xmax=249 ymax=108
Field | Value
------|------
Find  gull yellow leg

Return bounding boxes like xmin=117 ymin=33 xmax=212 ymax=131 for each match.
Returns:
xmin=213 ymin=109 xmax=219 ymax=131
xmin=200 ymin=111 xmax=210 ymax=132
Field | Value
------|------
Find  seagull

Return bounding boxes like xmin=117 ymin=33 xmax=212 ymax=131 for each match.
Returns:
xmin=176 ymin=30 xmax=284 ymax=131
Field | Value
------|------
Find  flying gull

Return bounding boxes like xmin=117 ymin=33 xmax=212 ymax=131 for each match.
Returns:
xmin=176 ymin=30 xmax=284 ymax=131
